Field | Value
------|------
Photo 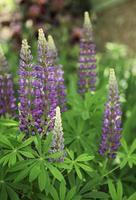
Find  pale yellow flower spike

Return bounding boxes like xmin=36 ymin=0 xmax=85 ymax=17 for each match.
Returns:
xmin=38 ymin=28 xmax=47 ymax=45
xmin=54 ymin=106 xmax=63 ymax=134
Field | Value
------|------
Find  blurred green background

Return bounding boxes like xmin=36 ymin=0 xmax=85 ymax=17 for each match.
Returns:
xmin=0 ymin=0 xmax=136 ymax=143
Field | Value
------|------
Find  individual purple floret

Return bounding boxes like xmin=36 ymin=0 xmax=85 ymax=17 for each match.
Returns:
xmin=99 ymin=69 xmax=122 ymax=159
xmin=49 ymin=106 xmax=65 ymax=162
xmin=18 ymin=39 xmax=33 ymax=133
xmin=78 ymin=11 xmax=96 ymax=94
xmin=0 ymin=46 xmax=16 ymax=117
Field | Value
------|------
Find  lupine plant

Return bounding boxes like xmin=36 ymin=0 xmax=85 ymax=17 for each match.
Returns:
xmin=0 ymin=11 xmax=136 ymax=200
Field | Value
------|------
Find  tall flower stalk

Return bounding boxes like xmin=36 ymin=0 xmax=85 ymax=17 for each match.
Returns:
xmin=99 ymin=69 xmax=122 ymax=159
xmin=48 ymin=36 xmax=67 ymax=110
xmin=78 ymin=11 xmax=96 ymax=94
xmin=49 ymin=106 xmax=65 ymax=162
xmin=18 ymin=39 xmax=33 ymax=133
xmin=0 ymin=46 xmax=16 ymax=117
xmin=46 ymin=35 xmax=67 ymax=130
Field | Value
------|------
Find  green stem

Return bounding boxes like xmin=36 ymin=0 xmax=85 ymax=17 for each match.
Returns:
xmin=102 ymin=165 xmax=120 ymax=178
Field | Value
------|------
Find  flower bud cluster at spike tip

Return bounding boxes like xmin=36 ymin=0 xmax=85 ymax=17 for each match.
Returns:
xmin=18 ymin=39 xmax=33 ymax=133
xmin=49 ymin=106 xmax=65 ymax=162
xmin=99 ymin=69 xmax=122 ymax=159
xmin=37 ymin=28 xmax=47 ymax=66
xmin=0 ymin=46 xmax=8 ymax=73
xmin=0 ymin=46 xmax=16 ymax=117
xmin=78 ymin=11 xmax=96 ymax=94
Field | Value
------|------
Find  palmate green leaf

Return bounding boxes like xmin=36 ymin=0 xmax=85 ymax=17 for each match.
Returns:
xmin=29 ymin=163 xmax=41 ymax=182
xmin=0 ymin=119 xmax=18 ymax=127
xmin=130 ymin=139 xmax=136 ymax=154
xmin=9 ymin=160 xmax=34 ymax=172
xmin=19 ymin=150 xmax=34 ymax=158
xmin=108 ymin=179 xmax=117 ymax=200
xmin=117 ymin=180 xmax=123 ymax=200
xmin=14 ymin=167 xmax=30 ymax=182
xmin=74 ymin=164 xmax=82 ymax=179
xmin=121 ymin=138 xmax=128 ymax=153
xmin=18 ymin=137 xmax=34 ymax=149
xmin=0 ymin=135 xmax=13 ymax=149
xmin=38 ymin=163 xmax=49 ymax=192
xmin=48 ymin=164 xmax=64 ymax=182
xmin=34 ymin=135 xmax=42 ymax=155
xmin=38 ymin=169 xmax=47 ymax=192
xmin=66 ymin=149 xmax=74 ymax=160
xmin=77 ymin=163 xmax=93 ymax=172
xmin=8 ymin=152 xmax=17 ymax=167
xmin=75 ymin=154 xmax=94 ymax=162
xmin=17 ymin=133 xmax=25 ymax=143
xmin=59 ymin=181 xmax=66 ymax=200
xmin=49 ymin=185 xmax=59 ymax=200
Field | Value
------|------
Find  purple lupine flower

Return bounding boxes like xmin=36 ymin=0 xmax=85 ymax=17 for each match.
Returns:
xmin=46 ymin=35 xmax=58 ymax=130
xmin=47 ymin=35 xmax=67 ymax=115
xmin=37 ymin=29 xmax=48 ymax=119
xmin=99 ymin=69 xmax=122 ymax=159
xmin=18 ymin=39 xmax=33 ymax=134
xmin=0 ymin=46 xmax=16 ymax=117
xmin=49 ymin=106 xmax=65 ymax=162
xmin=5 ymin=74 xmax=16 ymax=116
xmin=31 ymin=65 xmax=45 ymax=134
xmin=0 ymin=75 xmax=6 ymax=116
xmin=78 ymin=11 xmax=96 ymax=95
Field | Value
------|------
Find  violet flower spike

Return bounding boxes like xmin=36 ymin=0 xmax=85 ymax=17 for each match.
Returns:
xmin=99 ymin=69 xmax=122 ymax=159
xmin=49 ymin=106 xmax=65 ymax=162
xmin=48 ymin=35 xmax=67 ymax=112
xmin=0 ymin=46 xmax=16 ymax=117
xmin=78 ymin=11 xmax=96 ymax=94
xmin=37 ymin=29 xmax=48 ymax=119
xmin=18 ymin=39 xmax=33 ymax=133
xmin=46 ymin=35 xmax=58 ymax=130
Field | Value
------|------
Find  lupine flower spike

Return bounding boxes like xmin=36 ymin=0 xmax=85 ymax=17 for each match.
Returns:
xmin=46 ymin=35 xmax=58 ymax=130
xmin=48 ymin=35 xmax=67 ymax=112
xmin=49 ymin=106 xmax=65 ymax=162
xmin=0 ymin=46 xmax=16 ymax=117
xmin=37 ymin=29 xmax=48 ymax=119
xmin=18 ymin=39 xmax=33 ymax=133
xmin=78 ymin=11 xmax=96 ymax=94
xmin=99 ymin=69 xmax=122 ymax=159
